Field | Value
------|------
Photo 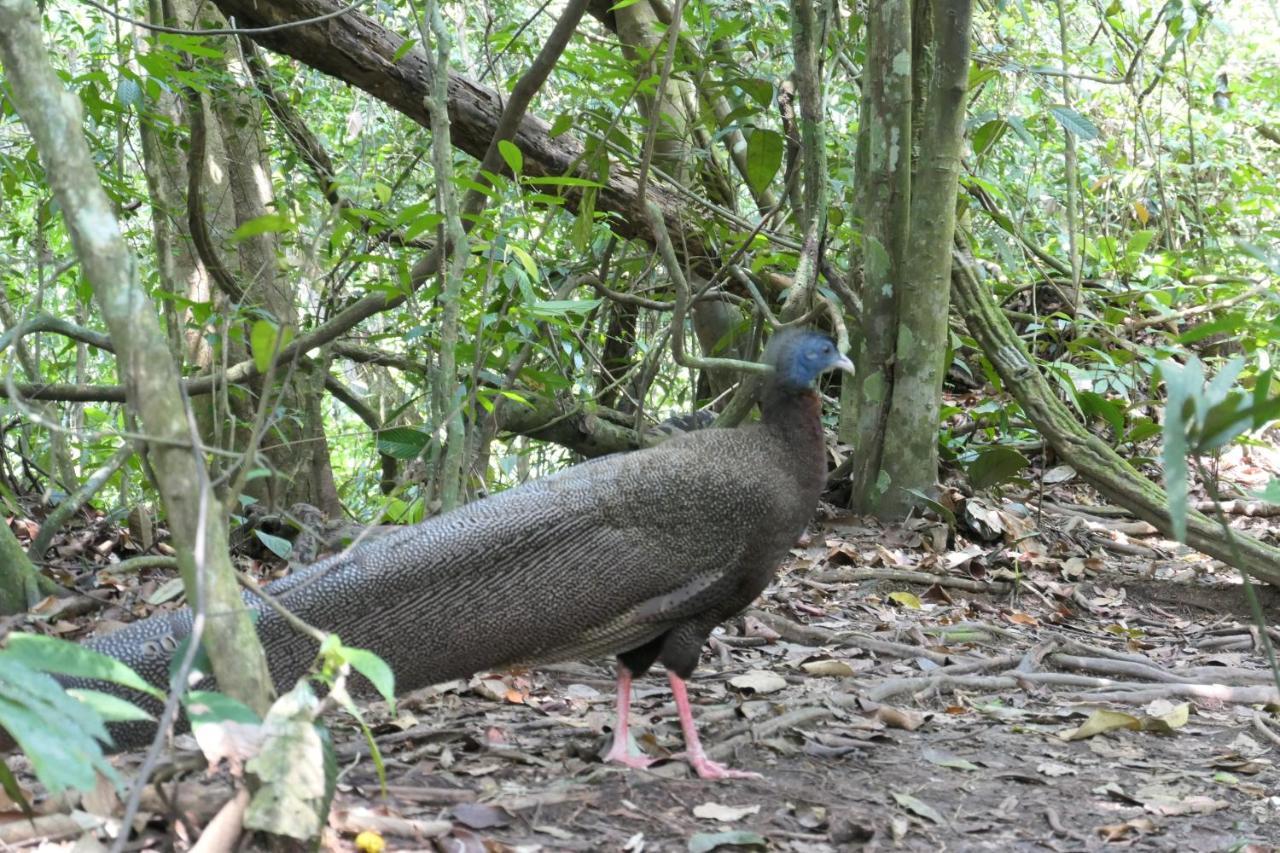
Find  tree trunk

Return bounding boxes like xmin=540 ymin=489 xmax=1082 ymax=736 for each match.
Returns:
xmin=0 ymin=0 xmax=276 ymax=714
xmin=846 ymin=0 xmax=912 ymax=513
xmin=879 ymin=0 xmax=972 ymax=515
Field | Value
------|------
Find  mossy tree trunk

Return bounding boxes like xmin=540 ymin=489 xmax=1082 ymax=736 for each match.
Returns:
xmin=845 ymin=0 xmax=912 ymax=513
xmin=878 ymin=0 xmax=972 ymax=514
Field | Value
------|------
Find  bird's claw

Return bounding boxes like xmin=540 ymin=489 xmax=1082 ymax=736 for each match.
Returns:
xmin=674 ymin=751 xmax=762 ymax=780
xmin=603 ymin=743 xmax=656 ymax=770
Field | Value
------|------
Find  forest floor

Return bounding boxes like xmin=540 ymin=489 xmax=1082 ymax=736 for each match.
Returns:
xmin=4 ymin=444 xmax=1280 ymax=852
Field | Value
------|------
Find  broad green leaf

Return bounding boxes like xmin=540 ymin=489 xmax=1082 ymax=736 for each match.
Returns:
xmin=966 ymin=446 xmax=1030 ymax=491
xmin=377 ymin=426 xmax=431 ymax=460
xmin=1077 ymin=391 xmax=1125 ymax=440
xmin=498 ymin=140 xmax=523 ymax=175
xmin=185 ymin=690 xmax=262 ymax=728
xmin=254 ymin=530 xmax=294 ymax=560
xmin=1048 ymin=105 xmax=1100 ymax=140
xmin=249 ymin=320 xmax=294 ymax=374
xmin=892 ymin=791 xmax=944 ymax=824
xmin=734 ymin=77 xmax=774 ymax=108
xmin=745 ymin=128 xmax=784 ymax=197
xmin=66 ymin=689 xmax=155 ymax=723
xmin=0 ymin=657 xmax=120 ymax=793
xmin=971 ymin=119 xmax=1008 ymax=157
xmin=340 ymin=647 xmax=396 ymax=710
xmin=507 ymin=244 xmax=539 ymax=279
xmin=0 ymin=694 xmax=109 ymax=793
xmin=5 ymin=633 xmax=162 ymax=699
xmin=527 ymin=298 xmax=600 ymax=316
xmin=230 ymin=212 xmax=295 ymax=242
xmin=549 ymin=113 xmax=574 ymax=137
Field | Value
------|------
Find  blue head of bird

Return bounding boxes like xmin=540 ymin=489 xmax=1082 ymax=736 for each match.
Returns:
xmin=768 ymin=330 xmax=855 ymax=391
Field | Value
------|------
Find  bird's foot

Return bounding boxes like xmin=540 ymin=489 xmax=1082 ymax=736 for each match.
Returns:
xmin=603 ymin=741 xmax=656 ymax=770
xmin=674 ymin=751 xmax=762 ymax=781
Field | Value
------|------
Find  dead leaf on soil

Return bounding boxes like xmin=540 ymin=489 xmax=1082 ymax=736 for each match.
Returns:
xmin=1094 ymin=816 xmax=1158 ymax=841
xmin=729 ymin=671 xmax=787 ymax=695
xmin=451 ymin=802 xmax=511 ymax=829
xmin=800 ymin=659 xmax=855 ymax=678
xmin=891 ymin=791 xmax=943 ymax=824
xmin=688 ymin=830 xmax=767 ymax=852
xmin=1059 ymin=709 xmax=1142 ymax=740
xmin=873 ymin=704 xmax=926 ymax=731
xmin=888 ymin=591 xmax=922 ymax=609
xmin=692 ymin=802 xmax=761 ymax=822
xmin=920 ymin=748 xmax=978 ymax=772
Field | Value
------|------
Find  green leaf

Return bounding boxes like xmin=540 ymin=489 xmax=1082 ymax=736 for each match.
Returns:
xmin=507 ymin=244 xmax=539 ymax=279
xmin=0 ymin=694 xmax=107 ymax=793
xmin=184 ymin=690 xmax=262 ymax=728
xmin=254 ymin=530 xmax=294 ymax=560
xmin=66 ymin=689 xmax=155 ymax=723
xmin=1048 ymin=105 xmax=1100 ymax=140
xmin=966 ymin=446 xmax=1030 ymax=491
xmin=1252 ymin=478 xmax=1280 ymax=505
xmin=549 ymin=113 xmax=574 ymax=138
xmin=1076 ymin=391 xmax=1125 ymax=440
xmin=377 ymin=426 xmax=431 ymax=460
xmin=0 ymin=657 xmax=120 ymax=793
xmin=230 ymin=212 xmax=295 ymax=241
xmin=892 ymin=791 xmax=944 ymax=824
xmin=745 ymin=128 xmax=784 ymax=197
xmin=497 ymin=140 xmax=523 ymax=175
xmin=734 ymin=77 xmax=774 ymax=108
xmin=340 ymin=647 xmax=396 ymax=710
xmin=0 ymin=761 xmax=33 ymax=819
xmin=523 ymin=175 xmax=605 ymax=188
xmin=5 ymin=633 xmax=162 ymax=699
xmin=971 ymin=119 xmax=1008 ymax=157
xmin=392 ymin=38 xmax=417 ymax=62
xmin=527 ymin=298 xmax=601 ymax=317
xmin=249 ymin=320 xmax=293 ymax=375
xmin=1159 ymin=359 xmax=1198 ymax=543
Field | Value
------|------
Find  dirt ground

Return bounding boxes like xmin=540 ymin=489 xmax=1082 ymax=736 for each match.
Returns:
xmin=296 ymin=509 xmax=1280 ymax=853
xmin=5 ymin=470 xmax=1280 ymax=851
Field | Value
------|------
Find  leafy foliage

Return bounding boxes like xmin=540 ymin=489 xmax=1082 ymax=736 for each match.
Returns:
xmin=0 ymin=635 xmax=157 ymax=794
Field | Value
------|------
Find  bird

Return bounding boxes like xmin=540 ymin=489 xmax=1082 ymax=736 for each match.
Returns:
xmin=74 ymin=328 xmax=853 ymax=779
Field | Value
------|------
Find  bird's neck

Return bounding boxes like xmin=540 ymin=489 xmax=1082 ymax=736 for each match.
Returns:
xmin=761 ymin=386 xmax=826 ymax=489
xmin=761 ymin=386 xmax=823 ymax=439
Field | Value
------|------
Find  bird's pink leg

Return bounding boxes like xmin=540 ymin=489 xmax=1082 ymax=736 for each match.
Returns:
xmin=668 ymin=672 xmax=762 ymax=780
xmin=603 ymin=665 xmax=655 ymax=769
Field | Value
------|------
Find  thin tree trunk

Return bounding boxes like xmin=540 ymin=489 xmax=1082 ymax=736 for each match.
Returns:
xmin=879 ymin=0 xmax=972 ymax=514
xmin=0 ymin=0 xmax=275 ymax=713
xmin=847 ymin=0 xmax=911 ymax=512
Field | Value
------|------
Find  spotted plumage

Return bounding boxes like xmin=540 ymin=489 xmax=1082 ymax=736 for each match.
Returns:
xmin=77 ymin=329 xmax=853 ymax=774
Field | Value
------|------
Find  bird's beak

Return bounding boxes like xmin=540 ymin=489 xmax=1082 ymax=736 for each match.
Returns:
xmin=832 ymin=354 xmax=855 ymax=374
